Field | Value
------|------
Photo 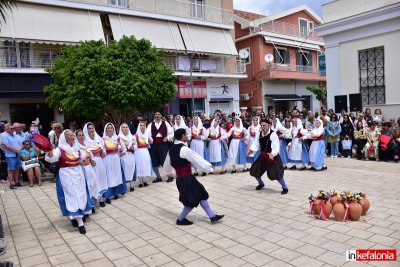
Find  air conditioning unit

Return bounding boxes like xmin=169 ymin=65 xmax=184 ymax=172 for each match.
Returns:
xmin=240 ymin=94 xmax=250 ymax=101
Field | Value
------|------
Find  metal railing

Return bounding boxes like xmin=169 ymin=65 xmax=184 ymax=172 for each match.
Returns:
xmin=0 ymin=46 xmax=59 ymax=69
xmin=258 ymin=20 xmax=323 ymax=42
xmin=65 ymin=0 xmax=233 ymax=25
xmin=163 ymin=56 xmax=246 ymax=75
xmin=265 ymin=63 xmax=320 ymax=73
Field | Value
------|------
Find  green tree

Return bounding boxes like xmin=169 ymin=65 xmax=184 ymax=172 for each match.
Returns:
xmin=0 ymin=0 xmax=17 ymax=24
xmin=306 ymin=85 xmax=327 ymax=111
xmin=44 ymin=36 xmax=176 ymax=126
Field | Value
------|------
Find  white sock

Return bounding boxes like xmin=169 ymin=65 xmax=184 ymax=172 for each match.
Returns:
xmin=76 ymin=217 xmax=84 ymax=227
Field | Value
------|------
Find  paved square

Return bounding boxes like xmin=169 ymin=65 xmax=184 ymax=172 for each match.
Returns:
xmin=1 ymin=158 xmax=399 ymax=266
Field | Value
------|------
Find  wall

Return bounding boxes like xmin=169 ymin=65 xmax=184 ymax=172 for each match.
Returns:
xmin=206 ymin=78 xmax=239 ymax=115
xmin=276 ymin=10 xmax=321 ymax=25
xmin=295 ymin=80 xmax=320 ymax=112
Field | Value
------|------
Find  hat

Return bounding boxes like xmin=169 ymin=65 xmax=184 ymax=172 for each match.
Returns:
xmin=174 ymin=128 xmax=187 ymax=141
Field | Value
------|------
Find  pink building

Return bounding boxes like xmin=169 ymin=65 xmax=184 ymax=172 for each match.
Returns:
xmin=234 ymin=5 xmax=326 ymax=114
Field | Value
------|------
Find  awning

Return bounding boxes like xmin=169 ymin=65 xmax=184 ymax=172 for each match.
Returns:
xmin=265 ymin=94 xmax=305 ymax=101
xmin=179 ymin=23 xmax=238 ymax=56
xmin=264 ymin=36 xmax=320 ymax=51
xmin=0 ymin=73 xmax=52 ymax=98
xmin=0 ymin=3 xmax=104 ymax=44
xmin=109 ymin=14 xmax=185 ymax=51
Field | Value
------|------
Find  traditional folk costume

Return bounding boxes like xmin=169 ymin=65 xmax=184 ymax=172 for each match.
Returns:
xmin=246 ymin=117 xmax=260 ymax=165
xmin=288 ymin=119 xmax=309 ymax=170
xmin=83 ymin=123 xmax=109 ymax=207
xmin=222 ymin=118 xmax=248 ymax=173
xmin=119 ymin=125 xmax=137 ymax=192
xmin=171 ymin=115 xmax=191 ymax=141
xmin=146 ymin=119 xmax=173 ymax=182
xmin=249 ymin=127 xmax=289 ymax=193
xmin=45 ymin=131 xmax=92 ymax=234
xmin=271 ymin=118 xmax=290 ymax=168
xmin=103 ymin=123 xmax=127 ymax=201
xmin=207 ymin=119 xmax=227 ymax=173
xmin=303 ymin=119 xmax=327 ymax=170
xmin=164 ymin=129 xmax=224 ymax=225
xmin=135 ymin=127 xmax=152 ymax=187
xmin=190 ymin=116 xmax=210 ymax=175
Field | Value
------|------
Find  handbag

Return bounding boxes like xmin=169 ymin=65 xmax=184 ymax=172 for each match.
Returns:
xmin=341 ymin=139 xmax=352 ymax=150
xmin=22 ymin=157 xmax=40 ymax=171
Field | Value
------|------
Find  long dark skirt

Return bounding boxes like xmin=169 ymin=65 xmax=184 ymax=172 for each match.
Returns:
xmin=176 ymin=175 xmax=209 ymax=208
xmin=149 ymin=142 xmax=169 ymax=167
xmin=250 ymin=154 xmax=284 ymax=181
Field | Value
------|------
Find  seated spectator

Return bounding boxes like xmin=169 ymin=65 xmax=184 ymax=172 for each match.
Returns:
xmin=340 ymin=115 xmax=354 ymax=158
xmin=0 ymin=213 xmax=5 ymax=255
xmin=20 ymin=140 xmax=42 ymax=187
xmin=372 ymin=108 xmax=384 ymax=126
xmin=365 ymin=122 xmax=380 ymax=161
xmin=393 ymin=129 xmax=400 ymax=163
xmin=364 ymin=108 xmax=373 ymax=126
xmin=354 ymin=121 xmax=368 ymax=160
xmin=379 ymin=122 xmax=394 ymax=162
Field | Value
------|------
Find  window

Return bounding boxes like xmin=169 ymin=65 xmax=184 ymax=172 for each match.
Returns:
xmin=309 ymin=21 xmax=314 ymax=32
xmin=359 ymin=47 xmax=385 ymax=105
xmin=19 ymin=42 xmax=32 ymax=68
xmin=274 ymin=48 xmax=290 ymax=64
xmin=239 ymin=47 xmax=250 ymax=64
xmin=296 ymin=51 xmax=312 ymax=72
xmin=107 ymin=0 xmax=127 ymax=7
xmin=299 ymin=18 xmax=308 ymax=38
xmin=1 ymin=41 xmax=17 ymax=68
xmin=191 ymin=0 xmax=204 ymax=19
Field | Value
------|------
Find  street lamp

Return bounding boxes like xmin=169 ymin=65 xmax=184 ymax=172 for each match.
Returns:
xmin=188 ymin=52 xmax=195 ymax=117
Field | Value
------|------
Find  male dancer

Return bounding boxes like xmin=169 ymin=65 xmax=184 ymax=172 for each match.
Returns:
xmin=147 ymin=112 xmax=174 ymax=183
xmin=246 ymin=119 xmax=289 ymax=194
xmin=164 ymin=129 xmax=224 ymax=225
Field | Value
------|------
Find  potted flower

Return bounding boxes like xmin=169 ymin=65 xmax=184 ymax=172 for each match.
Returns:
xmin=329 ymin=189 xmax=340 ymax=206
xmin=357 ymin=192 xmax=370 ymax=215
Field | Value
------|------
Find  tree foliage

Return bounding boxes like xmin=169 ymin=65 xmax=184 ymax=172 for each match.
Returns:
xmin=306 ymin=85 xmax=327 ymax=111
xmin=44 ymin=36 xmax=176 ymax=125
xmin=0 ymin=0 xmax=17 ymax=24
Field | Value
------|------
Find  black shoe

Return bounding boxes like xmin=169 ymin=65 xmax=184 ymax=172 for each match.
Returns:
xmin=152 ymin=178 xmax=162 ymax=183
xmin=0 ymin=247 xmax=6 ymax=256
xmin=231 ymin=170 xmax=236 ymax=174
xmin=201 ymin=172 xmax=206 ymax=176
xmin=310 ymin=167 xmax=316 ymax=171
xmin=193 ymin=173 xmax=199 ymax=176
xmin=121 ymin=192 xmax=125 ymax=196
xmin=99 ymin=202 xmax=106 ymax=207
xmin=284 ymin=166 xmax=288 ymax=170
xmin=255 ymin=184 xmax=265 ymax=190
xmin=289 ymin=166 xmax=296 ymax=170
xmin=106 ymin=199 xmax=111 ymax=204
xmin=299 ymin=166 xmax=306 ymax=171
xmin=167 ymin=177 xmax=174 ymax=182
xmin=210 ymin=214 xmax=224 ymax=224
xmin=322 ymin=166 xmax=328 ymax=170
xmin=130 ymin=187 xmax=135 ymax=192
xmin=139 ymin=184 xmax=143 ymax=188
xmin=92 ymin=207 xmax=96 ymax=214
xmin=143 ymin=182 xmax=148 ymax=187
xmin=176 ymin=218 xmax=193 ymax=226
xmin=83 ymin=216 xmax=87 ymax=222
xmin=281 ymin=188 xmax=289 ymax=195
xmin=15 ymin=182 xmax=22 ymax=187
xmin=114 ymin=195 xmax=119 ymax=200
xmin=71 ymin=219 xmax=78 ymax=228
xmin=220 ymin=170 xmax=227 ymax=175
xmin=79 ymin=226 xmax=86 ymax=235
xmin=9 ymin=184 xmax=17 ymax=190
xmin=242 ymin=169 xmax=247 ymax=172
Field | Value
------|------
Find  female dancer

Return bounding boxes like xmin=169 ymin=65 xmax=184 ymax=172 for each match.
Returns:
xmin=287 ymin=118 xmax=309 ymax=170
xmin=222 ymin=118 xmax=248 ymax=173
xmin=271 ymin=118 xmax=290 ymax=169
xmin=135 ymin=121 xmax=153 ymax=187
xmin=246 ymin=117 xmax=260 ymax=166
xmin=190 ymin=116 xmax=209 ymax=176
xmin=208 ymin=119 xmax=227 ymax=174
xmin=103 ymin=123 xmax=127 ymax=202
xmin=302 ymin=119 xmax=327 ymax=171
xmin=119 ymin=123 xmax=137 ymax=192
xmin=83 ymin=123 xmax=108 ymax=207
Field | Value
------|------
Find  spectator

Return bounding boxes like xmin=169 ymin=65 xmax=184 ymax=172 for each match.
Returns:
xmin=354 ymin=121 xmax=368 ymax=160
xmin=354 ymin=113 xmax=368 ymax=129
xmin=0 ymin=213 xmax=5 ymax=255
xmin=373 ymin=108 xmax=384 ymax=126
xmin=379 ymin=122 xmax=394 ymax=162
xmin=20 ymin=140 xmax=42 ymax=187
xmin=49 ymin=123 xmax=63 ymax=149
xmin=69 ymin=121 xmax=78 ymax=132
xmin=393 ymin=128 xmax=400 ymax=162
xmin=365 ymin=122 xmax=380 ymax=161
xmin=364 ymin=108 xmax=373 ymax=126
xmin=340 ymin=115 xmax=354 ymax=158
xmin=327 ymin=114 xmax=341 ymax=158
xmin=14 ymin=122 xmax=29 ymax=145
xmin=2 ymin=123 xmax=23 ymax=189
xmin=349 ymin=112 xmax=356 ymax=123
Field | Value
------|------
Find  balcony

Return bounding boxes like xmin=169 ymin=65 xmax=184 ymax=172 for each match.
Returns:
xmin=258 ymin=20 xmax=323 ymax=42
xmin=263 ymin=63 xmax=325 ymax=81
xmin=163 ymin=56 xmax=246 ymax=76
xmin=65 ymin=0 xmax=233 ymax=25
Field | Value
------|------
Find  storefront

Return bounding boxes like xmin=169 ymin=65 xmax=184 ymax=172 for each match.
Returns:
xmin=206 ymin=78 xmax=240 ymax=116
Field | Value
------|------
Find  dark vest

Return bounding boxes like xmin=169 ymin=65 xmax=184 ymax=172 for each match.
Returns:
xmin=151 ymin=121 xmax=168 ymax=138
xmin=259 ymin=130 xmax=273 ymax=153
xmin=169 ymin=143 xmax=192 ymax=177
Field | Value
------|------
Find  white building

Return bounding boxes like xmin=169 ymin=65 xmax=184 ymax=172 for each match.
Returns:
xmin=317 ymin=0 xmax=400 ymax=119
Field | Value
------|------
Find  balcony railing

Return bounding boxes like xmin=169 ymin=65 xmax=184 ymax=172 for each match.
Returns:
xmin=258 ymin=20 xmax=323 ymax=42
xmin=0 ymin=46 xmax=60 ymax=69
xmin=265 ymin=63 xmax=321 ymax=74
xmin=65 ymin=0 xmax=233 ymax=25
xmin=164 ymin=56 xmax=246 ymax=75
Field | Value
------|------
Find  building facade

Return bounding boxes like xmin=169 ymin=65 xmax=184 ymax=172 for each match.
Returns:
xmin=234 ymin=6 xmax=326 ymax=115
xmin=317 ymin=0 xmax=400 ymax=119
xmin=0 ymin=0 xmax=246 ymax=126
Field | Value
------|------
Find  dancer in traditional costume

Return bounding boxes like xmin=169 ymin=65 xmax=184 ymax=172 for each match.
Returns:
xmin=146 ymin=112 xmax=174 ymax=183
xmin=119 ymin=123 xmax=137 ymax=192
xmin=222 ymin=118 xmax=248 ymax=173
xmin=45 ymin=130 xmax=92 ymax=234
xmin=75 ymin=130 xmax=101 ymax=213
xmin=83 ymin=122 xmax=109 ymax=207
xmin=207 ymin=119 xmax=227 ymax=174
xmin=271 ymin=118 xmax=290 ymax=169
xmin=135 ymin=121 xmax=152 ymax=187
xmin=190 ymin=116 xmax=209 ymax=176
xmin=247 ymin=119 xmax=289 ymax=194
xmin=302 ymin=119 xmax=327 ymax=171
xmin=246 ymin=117 xmax=260 ymax=165
xmin=164 ymin=129 xmax=224 ymax=225
xmin=103 ymin=123 xmax=127 ymax=202
xmin=287 ymin=118 xmax=309 ymax=170
xmin=171 ymin=115 xmax=191 ymax=141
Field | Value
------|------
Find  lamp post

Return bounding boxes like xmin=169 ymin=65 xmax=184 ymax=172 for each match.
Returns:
xmin=189 ymin=52 xmax=195 ymax=117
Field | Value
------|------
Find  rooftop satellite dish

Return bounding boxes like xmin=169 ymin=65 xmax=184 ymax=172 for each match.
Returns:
xmin=265 ymin=54 xmax=274 ymax=62
xmin=239 ymin=49 xmax=249 ymax=59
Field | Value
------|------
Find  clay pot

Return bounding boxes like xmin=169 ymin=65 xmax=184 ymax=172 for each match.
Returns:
xmin=310 ymin=200 xmax=320 ymax=217
xmin=333 ymin=199 xmax=346 ymax=221
xmin=330 ymin=192 xmax=338 ymax=206
xmin=360 ymin=193 xmax=370 ymax=215
xmin=319 ymin=200 xmax=332 ymax=219
xmin=349 ymin=199 xmax=363 ymax=221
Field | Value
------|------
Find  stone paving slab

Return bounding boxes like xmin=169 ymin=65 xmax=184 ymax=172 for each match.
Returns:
xmin=0 ymin=158 xmax=399 ymax=266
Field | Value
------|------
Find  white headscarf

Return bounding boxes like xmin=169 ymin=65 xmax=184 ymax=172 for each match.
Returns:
xmin=311 ymin=119 xmax=324 ymax=137
xmin=233 ymin=117 xmax=244 ymax=132
xmin=83 ymin=122 xmax=103 ymax=147
xmin=249 ymin=116 xmax=260 ymax=132
xmin=135 ymin=122 xmax=149 ymax=145
xmin=118 ymin=123 xmax=134 ymax=149
xmin=174 ymin=115 xmax=187 ymax=130
xmin=192 ymin=116 xmax=204 ymax=131
xmin=209 ymin=118 xmax=220 ymax=137
xmin=58 ymin=130 xmax=79 ymax=157
xmin=271 ymin=118 xmax=283 ymax=132
xmin=103 ymin=123 xmax=118 ymax=141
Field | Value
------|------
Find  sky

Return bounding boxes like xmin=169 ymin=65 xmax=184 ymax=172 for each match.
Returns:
xmin=233 ymin=0 xmax=332 ymax=18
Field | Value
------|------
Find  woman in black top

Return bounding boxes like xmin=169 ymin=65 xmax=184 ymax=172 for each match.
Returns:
xmin=340 ymin=115 xmax=354 ymax=158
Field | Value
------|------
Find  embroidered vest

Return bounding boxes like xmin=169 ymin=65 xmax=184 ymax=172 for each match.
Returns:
xmin=169 ymin=144 xmax=192 ymax=177
xmin=59 ymin=149 xmax=80 ymax=168
xmin=135 ymin=134 xmax=149 ymax=149
xmin=104 ymin=138 xmax=119 ymax=154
